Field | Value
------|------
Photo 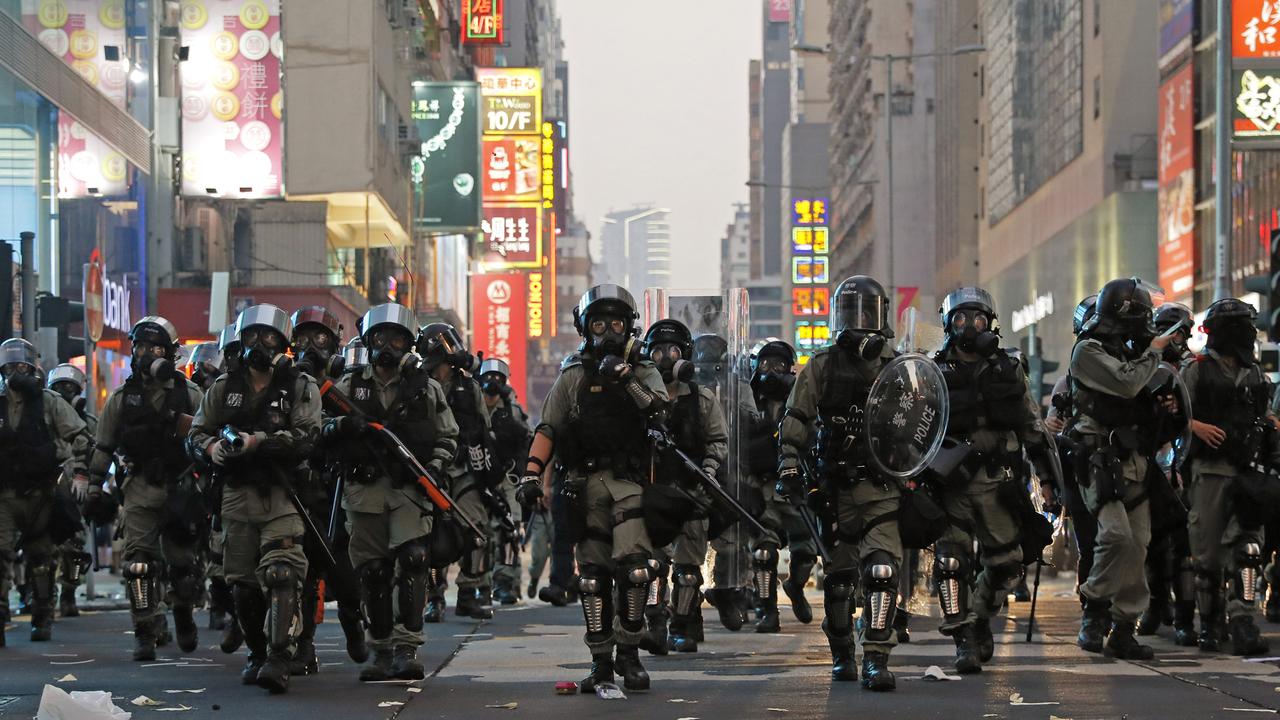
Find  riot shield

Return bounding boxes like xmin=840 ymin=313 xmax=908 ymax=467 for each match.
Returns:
xmin=1152 ymin=361 xmax=1194 ymax=470
xmin=864 ymin=353 xmax=950 ymax=480
xmin=896 ymin=306 xmax=946 ymax=355
xmin=643 ymin=287 xmax=752 ymax=593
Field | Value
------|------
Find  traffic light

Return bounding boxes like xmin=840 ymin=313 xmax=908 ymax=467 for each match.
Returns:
xmin=1020 ymin=334 xmax=1061 ymax=406
xmin=1244 ymin=273 xmax=1274 ymax=335
xmin=36 ymin=294 xmax=86 ymax=363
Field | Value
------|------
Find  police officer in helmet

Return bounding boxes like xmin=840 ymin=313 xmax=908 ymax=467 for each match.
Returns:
xmin=186 ymin=343 xmax=224 ymax=391
xmin=516 ymin=284 xmax=669 ymax=693
xmin=478 ymin=358 xmax=532 ymax=605
xmin=46 ymin=363 xmax=96 ymax=619
xmin=89 ymin=317 xmax=203 ymax=661
xmin=776 ymin=275 xmax=904 ymax=690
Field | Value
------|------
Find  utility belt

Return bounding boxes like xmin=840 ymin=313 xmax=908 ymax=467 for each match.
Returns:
xmin=569 ymin=450 xmax=643 ymax=479
xmin=1073 ymin=427 xmax=1148 ymax=514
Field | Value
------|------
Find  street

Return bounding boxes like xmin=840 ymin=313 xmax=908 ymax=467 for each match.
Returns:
xmin=4 ymin=575 xmax=1280 ymax=719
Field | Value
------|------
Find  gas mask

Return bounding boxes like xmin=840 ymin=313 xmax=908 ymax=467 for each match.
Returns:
xmin=948 ymin=309 xmax=999 ymax=356
xmin=648 ymin=342 xmax=693 ymax=384
xmin=191 ymin=363 xmax=219 ymax=390
xmin=1208 ymin=320 xmax=1259 ymax=362
xmin=239 ymin=327 xmax=289 ymax=373
xmin=587 ymin=313 xmax=630 ymax=357
xmin=50 ymin=381 xmax=79 ymax=407
xmin=295 ymin=349 xmax=345 ymax=379
xmin=481 ymin=376 xmax=508 ymax=398
xmin=752 ymin=371 xmax=795 ymax=401
xmin=3 ymin=366 xmax=40 ymax=397
xmin=836 ymin=329 xmax=886 ymax=361
xmin=1162 ymin=333 xmax=1189 ymax=364
xmin=367 ymin=327 xmax=412 ymax=369
xmin=131 ymin=342 xmax=173 ymax=379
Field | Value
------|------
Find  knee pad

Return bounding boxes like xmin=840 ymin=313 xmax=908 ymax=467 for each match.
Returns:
xmin=645 ymin=558 xmax=667 ymax=606
xmin=27 ymin=561 xmax=54 ymax=603
xmin=753 ymin=545 xmax=779 ymax=566
xmin=862 ymin=552 xmax=898 ymax=640
xmin=124 ymin=561 xmax=157 ymax=613
xmin=264 ymin=561 xmax=297 ymax=591
xmin=671 ymin=564 xmax=703 ymax=617
xmin=753 ymin=545 xmax=779 ymax=599
xmin=359 ymin=558 xmax=394 ymax=587
xmin=395 ymin=543 xmax=430 ymax=632
xmin=823 ymin=578 xmax=855 ymax=637
xmin=397 ymin=541 xmax=430 ymax=573
xmin=933 ymin=552 xmax=969 ymax=620
xmin=168 ymin=564 xmax=203 ymax=606
xmin=1236 ymin=542 xmax=1264 ymax=603
xmin=616 ymin=555 xmax=652 ymax=630
xmin=578 ymin=574 xmax=614 ymax=637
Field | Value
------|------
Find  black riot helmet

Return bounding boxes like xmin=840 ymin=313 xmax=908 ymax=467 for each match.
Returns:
xmin=291 ymin=305 xmax=345 ymax=379
xmin=750 ymin=338 xmax=797 ymax=400
xmin=573 ymin=284 xmax=639 ymax=356
xmin=185 ymin=342 xmax=223 ymax=389
xmin=1084 ymin=277 xmax=1157 ymax=341
xmin=360 ymin=304 xmax=418 ymax=370
xmin=343 ymin=336 xmax=369 ymax=373
xmin=417 ymin=322 xmax=475 ymax=371
xmin=1153 ymin=302 xmax=1194 ymax=361
xmin=939 ymin=286 xmax=1001 ymax=356
xmin=691 ymin=333 xmax=729 ymax=389
xmin=47 ymin=363 xmax=86 ymax=405
xmin=1072 ymin=295 xmax=1098 ymax=336
xmin=0 ymin=338 xmax=40 ymax=397
xmin=128 ymin=316 xmax=181 ymax=380
xmin=235 ymin=304 xmax=293 ymax=373
xmin=1203 ymin=297 xmax=1260 ymax=362
xmin=830 ymin=275 xmax=892 ymax=359
xmin=478 ymin=358 xmax=511 ymax=397
xmin=643 ymin=319 xmax=694 ymax=383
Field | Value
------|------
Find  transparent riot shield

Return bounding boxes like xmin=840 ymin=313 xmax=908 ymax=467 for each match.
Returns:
xmin=643 ymin=287 xmax=752 ymax=596
xmin=896 ymin=306 xmax=947 ymax=355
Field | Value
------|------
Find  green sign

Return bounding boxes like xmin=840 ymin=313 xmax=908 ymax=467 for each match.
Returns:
xmin=411 ymin=82 xmax=482 ymax=232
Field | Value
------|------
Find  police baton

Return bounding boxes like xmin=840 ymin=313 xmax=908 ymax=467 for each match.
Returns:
xmin=647 ymin=427 xmax=768 ymax=536
xmin=795 ymin=455 xmax=834 ymax=565
xmin=1025 ymin=559 xmax=1044 ymax=643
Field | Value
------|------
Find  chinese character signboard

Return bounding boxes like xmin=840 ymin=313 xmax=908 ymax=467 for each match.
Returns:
xmin=1234 ymin=0 xmax=1280 ymax=59
xmin=1158 ymin=63 xmax=1195 ymax=299
xmin=482 ymin=136 xmax=541 ymax=202
xmin=478 ymin=68 xmax=545 ymax=270
xmin=470 ymin=272 xmax=528 ymax=401
xmin=482 ymin=204 xmax=542 ymax=267
xmin=546 ymin=119 xmax=569 ymax=234
xmin=179 ymin=0 xmax=283 ymax=197
xmin=768 ymin=0 xmax=791 ymax=23
xmin=411 ymin=82 xmax=481 ymax=232
xmin=462 ymin=0 xmax=504 ymax=45
xmin=788 ymin=196 xmax=831 ymax=356
xmin=792 ymin=288 xmax=830 ymax=316
xmin=477 ymin=68 xmax=542 ymax=135
xmin=792 ymin=255 xmax=829 ymax=285
xmin=792 ymin=198 xmax=828 ymax=225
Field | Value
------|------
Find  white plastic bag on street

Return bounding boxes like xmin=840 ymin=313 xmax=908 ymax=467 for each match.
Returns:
xmin=36 ymin=685 xmax=132 ymax=720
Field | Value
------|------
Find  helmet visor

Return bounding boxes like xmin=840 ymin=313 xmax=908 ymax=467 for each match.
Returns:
xmin=831 ymin=293 xmax=887 ymax=333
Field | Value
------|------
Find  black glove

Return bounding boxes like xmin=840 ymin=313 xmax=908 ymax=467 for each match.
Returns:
xmin=775 ymin=465 xmax=802 ymax=503
xmin=561 ymin=475 xmax=586 ymax=503
xmin=516 ymin=474 xmax=543 ymax=506
xmin=597 ymin=355 xmax=632 ymax=381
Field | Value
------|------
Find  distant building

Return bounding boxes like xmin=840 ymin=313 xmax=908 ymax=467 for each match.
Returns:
xmin=721 ymin=203 xmax=752 ymax=291
xmin=596 ymin=207 xmax=672 ymax=294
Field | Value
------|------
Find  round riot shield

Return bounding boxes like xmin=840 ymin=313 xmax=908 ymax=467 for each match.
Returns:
xmin=864 ymin=353 xmax=950 ymax=479
xmin=1152 ymin=361 xmax=1193 ymax=469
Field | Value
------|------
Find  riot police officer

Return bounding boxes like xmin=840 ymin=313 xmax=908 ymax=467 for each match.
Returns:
xmin=189 ymin=305 xmax=322 ymax=693
xmin=47 ymin=363 xmax=96 ymax=618
xmin=931 ymin=287 xmax=1050 ymax=674
xmin=1139 ymin=303 xmax=1198 ymax=647
xmin=288 ymin=306 xmax=367 ymax=673
xmin=205 ymin=325 xmax=240 ymax=645
xmin=478 ymin=358 xmax=532 ymax=605
xmin=1068 ymin=278 xmax=1176 ymax=660
xmin=516 ymin=284 xmax=669 ymax=693
xmin=187 ymin=342 xmax=224 ymax=391
xmin=88 ymin=317 xmax=204 ymax=661
xmin=1182 ymin=298 xmax=1273 ymax=656
xmin=644 ymin=319 xmax=728 ymax=653
xmin=776 ymin=275 xmax=904 ymax=690
xmin=746 ymin=339 xmax=817 ymax=633
xmin=0 ymin=339 xmax=89 ymax=646
xmin=419 ymin=323 xmax=500 ymax=620
xmin=327 ymin=304 xmax=458 ymax=682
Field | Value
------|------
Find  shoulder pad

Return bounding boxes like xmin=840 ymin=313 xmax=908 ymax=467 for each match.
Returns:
xmin=1001 ymin=347 xmax=1028 ymax=370
xmin=559 ymin=353 xmax=582 ymax=371
xmin=635 ymin=359 xmax=658 ymax=369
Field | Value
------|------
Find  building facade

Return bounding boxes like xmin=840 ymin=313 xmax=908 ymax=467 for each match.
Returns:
xmin=597 ymin=207 xmax=672 ymax=294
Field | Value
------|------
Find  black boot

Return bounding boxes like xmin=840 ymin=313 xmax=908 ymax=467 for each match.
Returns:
xmin=893 ymin=608 xmax=912 ymax=644
xmin=829 ymin=639 xmax=858 ymax=682
xmin=234 ymin=585 xmax=269 ymax=685
xmin=784 ymin=557 xmax=815 ymax=624
xmin=953 ymin=624 xmax=983 ymax=674
xmin=614 ymin=644 xmax=650 ymax=692
xmin=220 ymin=613 xmax=245 ymax=653
xmin=28 ymin=563 xmax=54 ymax=642
xmin=290 ymin=637 xmax=318 ymax=676
xmin=1138 ymin=592 xmax=1169 ymax=636
xmin=208 ymin=578 xmax=231 ymax=631
xmin=493 ymin=583 xmax=519 ymax=606
xmin=339 ymin=606 xmax=369 ymax=663
xmin=153 ymin=614 xmax=172 ymax=648
xmin=579 ymin=652 xmax=614 ymax=694
xmin=425 ymin=568 xmax=446 ymax=622
xmin=173 ymin=605 xmax=199 ymax=653
xmin=1104 ymin=621 xmax=1155 ymax=660
xmin=1230 ymin=615 xmax=1271 ymax=656
xmin=526 ymin=578 xmax=538 ymax=600
xmin=455 ymin=588 xmax=477 ymax=617
xmin=390 ymin=644 xmax=425 ymax=680
xmin=668 ymin=617 xmax=696 ymax=653
xmin=639 ymin=605 xmax=669 ymax=656
xmin=1011 ymin=570 xmax=1031 ymax=602
xmin=59 ymin=587 xmax=79 ymax=618
xmin=860 ymin=651 xmax=896 ymax=691
xmin=473 ymin=586 xmax=495 ymax=619
xmin=257 ymin=651 xmax=291 ymax=694
xmin=359 ymin=648 xmax=393 ymax=682
xmin=1173 ymin=600 xmax=1198 ymax=647
xmin=538 ymin=585 xmax=569 ymax=606
xmin=132 ymin=618 xmax=157 ymax=662
xmin=424 ymin=595 xmax=445 ymax=623
xmin=1267 ymin=592 xmax=1280 ymax=624
xmin=1078 ymin=600 xmax=1110 ymax=653
xmin=705 ymin=587 xmax=745 ymax=632
xmin=973 ymin=616 xmax=994 ymax=662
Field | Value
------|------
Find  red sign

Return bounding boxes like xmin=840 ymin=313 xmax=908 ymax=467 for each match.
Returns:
xmin=462 ymin=0 xmax=505 ymax=45
xmin=791 ymin=287 xmax=830 ymax=316
xmin=1234 ymin=0 xmax=1280 ymax=58
xmin=1158 ymin=63 xmax=1196 ymax=299
xmin=483 ymin=136 xmax=541 ymax=202
xmin=482 ymin=204 xmax=543 ymax=268
xmin=768 ymin=0 xmax=791 ymax=23
xmin=471 ymin=272 xmax=527 ymax=401
xmin=84 ymin=249 xmax=104 ymax=343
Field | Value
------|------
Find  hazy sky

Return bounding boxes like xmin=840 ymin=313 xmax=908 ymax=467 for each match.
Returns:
xmin=558 ymin=0 xmax=762 ymax=289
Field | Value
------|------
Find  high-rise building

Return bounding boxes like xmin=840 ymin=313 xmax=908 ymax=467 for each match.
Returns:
xmin=932 ymin=0 xmax=983 ymax=295
xmin=752 ymin=1 xmax=792 ymax=280
xmin=597 ymin=207 xmax=672 ymax=294
xmin=721 ymin=203 xmax=752 ymax=291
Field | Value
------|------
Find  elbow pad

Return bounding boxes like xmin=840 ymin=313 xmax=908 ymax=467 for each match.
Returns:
xmin=623 ymin=377 xmax=658 ymax=411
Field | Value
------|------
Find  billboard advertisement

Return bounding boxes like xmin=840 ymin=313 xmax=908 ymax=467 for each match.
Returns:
xmin=1159 ymin=63 xmax=1195 ymax=298
xmin=470 ymin=272 xmax=528 ymax=400
xmin=477 ymin=68 xmax=542 ymax=135
xmin=411 ymin=82 xmax=482 ymax=232
xmin=462 ymin=0 xmax=504 ymax=45
xmin=482 ymin=136 xmax=541 ymax=202
xmin=546 ymin=119 xmax=569 ymax=234
xmin=1234 ymin=0 xmax=1280 ymax=59
xmin=1158 ymin=0 xmax=1194 ymax=60
xmin=179 ymin=0 xmax=283 ymax=197
xmin=22 ymin=0 xmax=131 ymax=198
xmin=768 ymin=0 xmax=791 ymax=23
xmin=482 ymin=204 xmax=543 ymax=268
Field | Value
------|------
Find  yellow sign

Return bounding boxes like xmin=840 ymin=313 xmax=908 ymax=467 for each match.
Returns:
xmin=477 ymin=68 xmax=542 ymax=135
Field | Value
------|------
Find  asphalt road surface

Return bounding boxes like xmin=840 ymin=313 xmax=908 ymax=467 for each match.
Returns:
xmin=3 ymin=575 xmax=1280 ymax=719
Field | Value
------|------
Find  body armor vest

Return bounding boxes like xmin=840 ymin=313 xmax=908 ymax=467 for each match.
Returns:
xmin=814 ymin=350 xmax=876 ymax=474
xmin=655 ymin=383 xmax=706 ymax=486
xmin=447 ymin=373 xmax=486 ymax=449
xmin=747 ymin=395 xmax=785 ymax=477
xmin=0 ymin=390 xmax=59 ymax=486
xmin=1191 ymin=354 xmax=1270 ymax=461
xmin=347 ymin=370 xmax=439 ymax=477
xmin=1071 ymin=339 xmax=1159 ymax=433
xmin=560 ymin=366 xmax=648 ymax=472
xmin=219 ymin=369 xmax=298 ymax=487
xmin=116 ymin=375 xmax=192 ymax=480
xmin=490 ymin=400 xmax=530 ymax=465
xmin=935 ymin=349 xmax=1031 ymax=436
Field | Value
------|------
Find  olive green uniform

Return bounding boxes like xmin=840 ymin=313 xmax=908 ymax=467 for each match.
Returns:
xmin=443 ymin=373 xmax=493 ymax=592
xmin=1070 ymin=338 xmax=1159 ymax=623
xmin=0 ymin=388 xmax=88 ymax=621
xmin=490 ymin=397 xmax=530 ymax=595
xmin=667 ymin=382 xmax=729 ymax=566
xmin=57 ymin=411 xmax=97 ymax=599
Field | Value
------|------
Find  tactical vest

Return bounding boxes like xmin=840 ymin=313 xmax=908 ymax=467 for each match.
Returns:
xmin=0 ymin=390 xmax=59 ymax=487
xmin=1071 ymin=340 xmax=1159 ymax=431
xmin=655 ymin=383 xmax=706 ymax=485
xmin=116 ymin=375 xmax=192 ymax=479
xmin=218 ymin=369 xmax=299 ymax=487
xmin=747 ymin=395 xmax=784 ymax=477
xmin=559 ymin=366 xmax=648 ymax=472
xmin=1190 ymin=354 xmax=1270 ymax=460
xmin=814 ymin=350 xmax=877 ymax=474
xmin=447 ymin=373 xmax=486 ymax=451
xmin=346 ymin=369 xmax=439 ymax=472
xmin=490 ymin=400 xmax=530 ymax=465
xmin=935 ymin=349 xmax=1032 ymax=436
